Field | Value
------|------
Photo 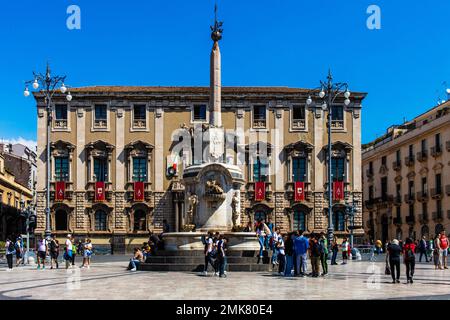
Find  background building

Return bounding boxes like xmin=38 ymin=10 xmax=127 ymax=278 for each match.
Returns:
xmin=362 ymin=101 xmax=450 ymax=243
xmin=0 ymin=152 xmax=33 ymax=240
xmin=34 ymin=85 xmax=365 ymax=252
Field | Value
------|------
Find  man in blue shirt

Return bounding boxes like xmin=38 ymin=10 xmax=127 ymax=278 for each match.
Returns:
xmin=294 ymin=230 xmax=309 ymax=276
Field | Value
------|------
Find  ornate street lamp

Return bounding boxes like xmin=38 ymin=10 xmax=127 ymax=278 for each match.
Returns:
xmin=24 ymin=63 xmax=72 ymax=240
xmin=306 ymin=70 xmax=351 ymax=253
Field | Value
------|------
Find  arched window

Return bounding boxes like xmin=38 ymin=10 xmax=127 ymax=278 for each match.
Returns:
xmin=334 ymin=210 xmax=345 ymax=231
xmin=293 ymin=209 xmax=306 ymax=232
xmin=134 ymin=210 xmax=147 ymax=231
xmin=95 ymin=210 xmax=107 ymax=231
xmin=55 ymin=209 xmax=68 ymax=231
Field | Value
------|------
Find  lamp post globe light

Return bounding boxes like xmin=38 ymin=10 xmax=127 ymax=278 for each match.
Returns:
xmin=306 ymin=70 xmax=351 ymax=253
xmin=24 ymin=63 xmax=72 ymax=240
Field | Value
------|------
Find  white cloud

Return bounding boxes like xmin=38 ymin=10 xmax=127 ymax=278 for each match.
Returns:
xmin=0 ymin=137 xmax=37 ymax=152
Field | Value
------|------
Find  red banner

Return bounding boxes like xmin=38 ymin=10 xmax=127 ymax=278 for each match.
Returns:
xmin=255 ymin=182 xmax=265 ymax=201
xmin=134 ymin=182 xmax=145 ymax=201
xmin=333 ymin=181 xmax=344 ymax=201
xmin=55 ymin=182 xmax=65 ymax=201
xmin=294 ymin=182 xmax=305 ymax=202
xmin=95 ymin=181 xmax=106 ymax=202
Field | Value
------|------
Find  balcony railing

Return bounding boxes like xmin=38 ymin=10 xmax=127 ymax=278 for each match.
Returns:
xmin=246 ymin=181 xmax=273 ymax=201
xmin=394 ymin=195 xmax=402 ymax=206
xmin=331 ymin=120 xmax=344 ymax=129
xmin=53 ymin=119 xmax=68 ymax=129
xmin=431 ymin=145 xmax=442 ymax=158
xmin=416 ymin=191 xmax=429 ymax=202
xmin=291 ymin=119 xmax=306 ymax=130
xmin=392 ymin=160 xmax=402 ymax=171
xmin=432 ymin=211 xmax=443 ymax=222
xmin=416 ymin=151 xmax=428 ymax=162
xmin=86 ymin=182 xmax=113 ymax=201
xmin=133 ymin=119 xmax=147 ymax=129
xmin=406 ymin=215 xmax=415 ymax=224
xmin=50 ymin=181 xmax=74 ymax=201
xmin=431 ymin=188 xmax=443 ymax=199
xmin=404 ymin=194 xmax=415 ymax=204
xmin=404 ymin=155 xmax=415 ymax=167
xmin=252 ymin=119 xmax=267 ymax=129
xmin=393 ymin=217 xmax=402 ymax=225
xmin=94 ymin=119 xmax=108 ymax=128
xmin=285 ymin=182 xmax=312 ymax=202
xmin=125 ymin=182 xmax=152 ymax=202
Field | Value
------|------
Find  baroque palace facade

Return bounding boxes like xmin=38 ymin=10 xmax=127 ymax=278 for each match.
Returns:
xmin=362 ymin=101 xmax=450 ymax=243
xmin=34 ymin=86 xmax=365 ymax=252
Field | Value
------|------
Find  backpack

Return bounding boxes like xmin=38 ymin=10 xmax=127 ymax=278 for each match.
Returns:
xmin=8 ymin=241 xmax=15 ymax=253
xmin=405 ymin=247 xmax=415 ymax=261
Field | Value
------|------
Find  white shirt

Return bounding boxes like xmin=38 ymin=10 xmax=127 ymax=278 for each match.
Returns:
xmin=65 ymin=239 xmax=72 ymax=249
xmin=207 ymin=238 xmax=213 ymax=253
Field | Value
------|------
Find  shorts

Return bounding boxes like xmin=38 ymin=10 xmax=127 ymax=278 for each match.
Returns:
xmin=442 ymin=249 xmax=448 ymax=257
xmin=38 ymin=251 xmax=46 ymax=260
xmin=16 ymin=252 xmax=22 ymax=259
xmin=50 ymin=252 xmax=59 ymax=259
xmin=84 ymin=250 xmax=92 ymax=258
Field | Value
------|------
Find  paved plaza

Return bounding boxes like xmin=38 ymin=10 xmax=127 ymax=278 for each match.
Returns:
xmin=0 ymin=255 xmax=450 ymax=300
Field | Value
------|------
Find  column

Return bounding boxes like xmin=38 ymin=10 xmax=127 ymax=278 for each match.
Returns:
xmin=115 ymin=107 xmax=125 ymax=191
xmin=76 ymin=107 xmax=86 ymax=190
xmin=154 ymin=107 xmax=164 ymax=191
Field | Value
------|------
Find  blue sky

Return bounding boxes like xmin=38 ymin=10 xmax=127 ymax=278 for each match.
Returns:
xmin=0 ymin=0 xmax=449 ymax=147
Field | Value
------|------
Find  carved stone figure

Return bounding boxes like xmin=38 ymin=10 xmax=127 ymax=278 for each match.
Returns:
xmin=187 ymin=194 xmax=198 ymax=225
xmin=206 ymin=179 xmax=224 ymax=194
xmin=231 ymin=192 xmax=239 ymax=228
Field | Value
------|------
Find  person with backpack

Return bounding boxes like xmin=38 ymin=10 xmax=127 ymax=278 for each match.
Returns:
xmin=418 ymin=236 xmax=429 ymax=262
xmin=202 ymin=231 xmax=216 ymax=276
xmin=403 ymin=237 xmax=416 ymax=283
xmin=319 ymin=233 xmax=328 ymax=276
xmin=5 ymin=237 xmax=15 ymax=271
xmin=15 ymin=237 xmax=23 ymax=267
xmin=438 ymin=230 xmax=449 ymax=269
xmin=49 ymin=235 xmax=60 ymax=269
xmin=36 ymin=236 xmax=48 ymax=270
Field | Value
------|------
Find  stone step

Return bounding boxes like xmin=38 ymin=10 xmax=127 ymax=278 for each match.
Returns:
xmin=139 ymin=263 xmax=271 ymax=272
xmin=145 ymin=256 xmax=272 ymax=264
xmin=152 ymin=250 xmax=267 ymax=257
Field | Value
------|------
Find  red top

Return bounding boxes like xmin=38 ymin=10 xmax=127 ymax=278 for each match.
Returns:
xmin=403 ymin=243 xmax=416 ymax=254
xmin=440 ymin=236 xmax=449 ymax=250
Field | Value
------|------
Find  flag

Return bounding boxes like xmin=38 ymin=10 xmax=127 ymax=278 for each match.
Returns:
xmin=294 ymin=182 xmax=305 ymax=202
xmin=134 ymin=182 xmax=145 ymax=201
xmin=255 ymin=182 xmax=265 ymax=201
xmin=95 ymin=181 xmax=106 ymax=202
xmin=333 ymin=181 xmax=344 ymax=201
xmin=55 ymin=182 xmax=65 ymax=201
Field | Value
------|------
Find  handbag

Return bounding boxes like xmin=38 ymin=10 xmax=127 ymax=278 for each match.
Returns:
xmin=385 ymin=262 xmax=391 ymax=275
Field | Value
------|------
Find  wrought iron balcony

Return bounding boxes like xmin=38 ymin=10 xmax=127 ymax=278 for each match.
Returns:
xmin=431 ymin=188 xmax=443 ymax=199
xmin=392 ymin=160 xmax=402 ymax=171
xmin=416 ymin=191 xmax=429 ymax=202
xmin=284 ymin=182 xmax=312 ymax=202
xmin=86 ymin=182 xmax=113 ymax=201
xmin=404 ymin=194 xmax=415 ymax=204
xmin=416 ymin=151 xmax=428 ymax=162
xmin=125 ymin=182 xmax=152 ymax=202
xmin=393 ymin=217 xmax=402 ymax=225
xmin=246 ymin=181 xmax=273 ymax=201
xmin=50 ymin=181 xmax=74 ymax=201
xmin=431 ymin=145 xmax=442 ymax=158
xmin=291 ymin=119 xmax=306 ymax=130
xmin=404 ymin=155 xmax=415 ymax=167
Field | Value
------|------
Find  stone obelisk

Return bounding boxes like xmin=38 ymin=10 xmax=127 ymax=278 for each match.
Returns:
xmin=208 ymin=6 xmax=224 ymax=162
